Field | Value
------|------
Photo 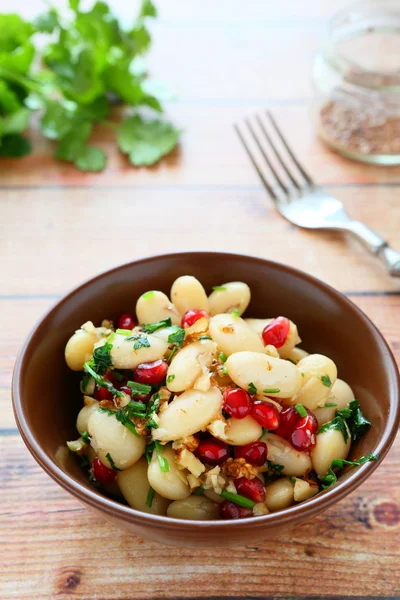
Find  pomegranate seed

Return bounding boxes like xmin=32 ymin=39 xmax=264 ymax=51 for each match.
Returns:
xmin=94 ymin=386 xmax=113 ymax=401
xmin=196 ymin=438 xmax=229 ymax=466
xmin=181 ymin=309 xmax=209 ymax=328
xmin=290 ymin=416 xmax=317 ymax=451
xmin=262 ymin=316 xmax=290 ymax=348
xmin=118 ymin=313 xmax=136 ymax=330
xmin=235 ymin=476 xmax=266 ymax=503
xmin=134 ymin=360 xmax=168 ymax=386
xmin=234 ymin=441 xmax=267 ymax=466
xmin=275 ymin=406 xmax=318 ymax=439
xmin=92 ymin=457 xmax=117 ymax=485
xmin=223 ymin=388 xmax=251 ymax=419
xmin=119 ymin=385 xmax=132 ymax=397
xmin=220 ymin=500 xmax=253 ymax=520
xmin=250 ymin=400 xmax=280 ymax=429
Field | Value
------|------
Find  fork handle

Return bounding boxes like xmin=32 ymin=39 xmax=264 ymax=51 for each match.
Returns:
xmin=345 ymin=220 xmax=400 ymax=277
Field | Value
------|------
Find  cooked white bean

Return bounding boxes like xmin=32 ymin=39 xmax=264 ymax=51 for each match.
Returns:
xmin=167 ymin=339 xmax=217 ymax=392
xmin=152 ymin=387 xmax=223 ymax=442
xmin=264 ymin=432 xmax=312 ymax=476
xmin=76 ymin=402 xmax=98 ymax=434
xmin=293 ymin=478 xmax=319 ymax=502
xmin=167 ymin=495 xmax=219 ymax=520
xmin=208 ymin=282 xmax=250 ymax=316
xmin=285 ymin=347 xmax=309 ymax=364
xmin=170 ymin=276 xmax=209 ymax=315
xmin=311 ymin=424 xmax=351 ymax=477
xmin=224 ymin=415 xmax=263 ymax=445
xmin=118 ymin=458 xmax=170 ymax=515
xmin=290 ymin=354 xmax=338 ymax=410
xmin=265 ymin=478 xmax=294 ymax=512
xmin=209 ymin=314 xmax=264 ymax=357
xmin=203 ymin=488 xmax=224 ymax=504
xmin=88 ymin=409 xmax=146 ymax=470
xmin=314 ymin=378 xmax=353 ymax=426
xmin=65 ymin=329 xmax=99 ymax=371
xmin=226 ymin=351 xmax=303 ymax=398
xmin=244 ymin=318 xmax=301 ymax=359
xmin=95 ymin=332 xmax=168 ymax=370
xmin=147 ymin=445 xmax=190 ymax=500
xmin=136 ymin=290 xmax=180 ymax=325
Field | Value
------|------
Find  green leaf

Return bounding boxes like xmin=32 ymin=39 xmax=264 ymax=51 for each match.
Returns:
xmin=247 ymin=382 xmax=257 ymax=395
xmin=125 ymin=332 xmax=151 ymax=350
xmin=127 ymin=381 xmax=152 ymax=395
xmin=266 ymin=460 xmax=284 ymax=474
xmin=106 ymin=452 xmax=122 ymax=471
xmin=0 ymin=80 xmax=21 ymax=113
xmin=194 ymin=484 xmax=205 ymax=496
xmin=167 ymin=327 xmax=185 ymax=348
xmin=55 ymin=122 xmax=92 ymax=161
xmin=167 ymin=374 xmax=175 ymax=384
xmin=80 ymin=430 xmax=91 ymax=444
xmin=219 ymin=352 xmax=227 ymax=363
xmin=140 ymin=0 xmax=157 ymax=18
xmin=320 ymin=453 xmax=378 ymax=489
xmin=2 ymin=108 xmax=30 ymax=135
xmin=75 ymin=145 xmax=107 ymax=172
xmin=231 ymin=308 xmax=240 ymax=318
xmin=92 ymin=342 xmax=113 ymax=375
xmin=0 ymin=15 xmax=35 ymax=74
xmin=295 ymin=404 xmax=307 ymax=418
xmin=34 ymin=9 xmax=59 ymax=34
xmin=69 ymin=0 xmax=80 ymax=11
xmin=146 ymin=486 xmax=155 ymax=507
xmin=346 ymin=400 xmax=371 ymax=442
xmin=117 ymin=115 xmax=180 ymax=166
xmin=40 ymin=102 xmax=74 ymax=140
xmin=157 ymin=452 xmax=170 ymax=473
xmin=142 ymin=318 xmax=172 ymax=334
xmin=317 ymin=416 xmax=349 ymax=443
xmin=0 ymin=133 xmax=31 ymax=157
xmin=321 ymin=374 xmax=332 ymax=387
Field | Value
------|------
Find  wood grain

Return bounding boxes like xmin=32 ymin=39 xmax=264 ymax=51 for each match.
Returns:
xmin=1 ymin=0 xmax=400 ymax=598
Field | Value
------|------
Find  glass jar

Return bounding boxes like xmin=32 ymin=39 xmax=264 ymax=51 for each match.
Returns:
xmin=312 ymin=0 xmax=400 ymax=165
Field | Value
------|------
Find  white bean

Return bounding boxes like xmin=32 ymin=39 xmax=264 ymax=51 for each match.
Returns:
xmin=167 ymin=339 xmax=217 ymax=392
xmin=153 ymin=387 xmax=223 ymax=442
xmin=88 ymin=409 xmax=146 ymax=470
xmin=136 ymin=290 xmax=180 ymax=325
xmin=226 ymin=351 xmax=303 ymax=398
xmin=293 ymin=478 xmax=319 ymax=502
xmin=314 ymin=378 xmax=354 ymax=427
xmin=311 ymin=424 xmax=351 ymax=477
xmin=208 ymin=282 xmax=250 ymax=316
xmin=203 ymin=488 xmax=224 ymax=504
xmin=265 ymin=478 xmax=294 ymax=512
xmin=224 ymin=415 xmax=263 ymax=445
xmin=244 ymin=318 xmax=301 ymax=359
xmin=147 ymin=445 xmax=190 ymax=500
xmin=65 ymin=329 xmax=98 ymax=371
xmin=170 ymin=276 xmax=209 ymax=315
xmin=264 ymin=432 xmax=312 ymax=476
xmin=95 ymin=332 xmax=168 ymax=370
xmin=290 ymin=354 xmax=338 ymax=410
xmin=167 ymin=495 xmax=219 ymax=520
xmin=244 ymin=318 xmax=272 ymax=336
xmin=209 ymin=314 xmax=265 ymax=357
xmin=285 ymin=347 xmax=309 ymax=364
xmin=76 ymin=402 xmax=98 ymax=434
xmin=118 ymin=458 xmax=170 ymax=515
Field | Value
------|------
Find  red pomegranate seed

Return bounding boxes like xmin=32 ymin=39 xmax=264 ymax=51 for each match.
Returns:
xmin=250 ymin=400 xmax=280 ymax=429
xmin=94 ymin=386 xmax=113 ymax=401
xmin=118 ymin=313 xmax=136 ymax=330
xmin=181 ymin=309 xmax=209 ymax=328
xmin=119 ymin=385 xmax=132 ymax=397
xmin=235 ymin=476 xmax=266 ymax=503
xmin=290 ymin=416 xmax=317 ymax=451
xmin=262 ymin=316 xmax=290 ymax=348
xmin=134 ymin=360 xmax=168 ymax=386
xmin=92 ymin=457 xmax=117 ymax=485
xmin=234 ymin=441 xmax=267 ymax=467
xmin=196 ymin=438 xmax=229 ymax=466
xmin=275 ymin=406 xmax=318 ymax=439
xmin=220 ymin=500 xmax=253 ymax=520
xmin=223 ymin=388 xmax=252 ymax=419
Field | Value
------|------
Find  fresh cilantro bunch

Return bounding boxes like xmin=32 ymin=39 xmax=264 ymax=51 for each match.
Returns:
xmin=0 ymin=0 xmax=181 ymax=171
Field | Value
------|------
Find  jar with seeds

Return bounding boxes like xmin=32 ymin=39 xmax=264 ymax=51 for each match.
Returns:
xmin=312 ymin=0 xmax=400 ymax=165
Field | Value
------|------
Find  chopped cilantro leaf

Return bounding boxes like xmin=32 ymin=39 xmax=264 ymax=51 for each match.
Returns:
xmin=295 ymin=404 xmax=307 ymax=418
xmin=320 ymin=453 xmax=378 ymax=489
xmin=222 ymin=409 xmax=231 ymax=420
xmin=219 ymin=352 xmax=227 ymax=363
xmin=321 ymin=374 xmax=332 ymax=387
xmin=199 ymin=335 xmax=212 ymax=340
xmin=157 ymin=452 xmax=170 ymax=473
xmin=127 ymin=381 xmax=152 ymax=395
xmin=106 ymin=452 xmax=122 ymax=471
xmin=84 ymin=362 xmax=123 ymax=398
xmin=346 ymin=400 xmax=371 ymax=442
xmin=221 ymin=364 xmax=228 ymax=375
xmin=142 ymin=318 xmax=172 ymax=334
xmin=146 ymin=486 xmax=155 ymax=507
xmin=116 ymin=328 xmax=132 ymax=335
xmin=267 ymin=460 xmax=284 ymax=474
xmin=324 ymin=402 xmax=337 ymax=407
xmin=168 ymin=328 xmax=185 ymax=348
xmin=247 ymin=382 xmax=257 ymax=395
xmin=212 ymin=285 xmax=227 ymax=291
xmin=125 ymin=333 xmax=151 ymax=350
xmin=167 ymin=374 xmax=175 ymax=384
xmin=98 ymin=406 xmax=141 ymax=437
xmin=80 ymin=431 xmax=91 ymax=444
xmin=194 ymin=485 xmax=205 ymax=496
xmin=317 ymin=416 xmax=349 ymax=443
xmin=336 ymin=408 xmax=352 ymax=419
xmin=92 ymin=342 xmax=113 ymax=375
xmin=231 ymin=308 xmax=240 ymax=318
xmin=142 ymin=291 xmax=155 ymax=300
xmin=260 ymin=428 xmax=268 ymax=440
xmin=289 ymin=477 xmax=296 ymax=484
xmin=263 ymin=388 xmax=281 ymax=394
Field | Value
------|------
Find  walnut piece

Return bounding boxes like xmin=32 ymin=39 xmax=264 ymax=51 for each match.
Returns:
xmin=222 ymin=457 xmax=258 ymax=480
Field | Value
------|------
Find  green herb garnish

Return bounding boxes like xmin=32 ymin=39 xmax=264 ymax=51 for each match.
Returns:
xmin=247 ymin=382 xmax=257 ymax=395
xmin=286 ymin=358 xmax=296 ymax=365
xmin=266 ymin=460 xmax=284 ymax=474
xmin=260 ymin=428 xmax=269 ymax=440
xmin=155 ymin=442 xmax=170 ymax=472
xmin=263 ymin=388 xmax=281 ymax=394
xmin=166 ymin=346 xmax=177 ymax=364
xmin=112 ymin=370 xmax=124 ymax=382
xmin=321 ymin=374 xmax=332 ymax=387
xmin=219 ymin=352 xmax=227 ymax=363
xmin=231 ymin=308 xmax=240 ymax=318
xmin=220 ymin=489 xmax=255 ymax=509
xmin=324 ymin=402 xmax=337 ymax=407
xmin=142 ymin=318 xmax=172 ymax=334
xmin=221 ymin=364 xmax=228 ymax=375
xmin=295 ymin=404 xmax=307 ymax=418
xmin=116 ymin=328 xmax=132 ymax=335
xmin=222 ymin=409 xmax=231 ymax=420
xmin=289 ymin=477 xmax=296 ymax=484
xmin=84 ymin=362 xmax=123 ymax=398
xmin=142 ymin=291 xmax=155 ymax=300
xmin=80 ymin=431 xmax=91 ymax=444
xmin=125 ymin=333 xmax=151 ymax=350
xmin=320 ymin=453 xmax=379 ymax=489
xmin=212 ymin=286 xmax=227 ymax=291
xmin=145 ymin=393 xmax=160 ymax=429
xmin=167 ymin=374 xmax=175 ymax=384
xmin=127 ymin=381 xmax=152 ymax=395
xmin=317 ymin=416 xmax=349 ymax=443
xmin=106 ymin=452 xmax=122 ymax=471
xmin=168 ymin=327 xmax=185 ymax=348
xmin=146 ymin=486 xmax=155 ymax=507
xmin=199 ymin=335 xmax=212 ymax=340
xmin=92 ymin=342 xmax=113 ymax=376
xmin=98 ymin=406 xmax=141 ymax=437
xmin=345 ymin=400 xmax=371 ymax=442
xmin=194 ymin=485 xmax=205 ymax=496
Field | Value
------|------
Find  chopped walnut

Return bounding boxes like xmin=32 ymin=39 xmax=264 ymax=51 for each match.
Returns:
xmin=187 ymin=474 xmax=201 ymax=490
xmin=172 ymin=435 xmax=199 ymax=453
xmin=132 ymin=417 xmax=148 ymax=437
xmin=174 ymin=448 xmax=205 ymax=477
xmin=158 ymin=386 xmax=172 ymax=404
xmin=99 ymin=399 xmax=115 ymax=411
xmin=101 ymin=319 xmax=114 ymax=329
xmin=114 ymin=391 xmax=131 ymax=408
xmin=222 ymin=457 xmax=258 ymax=480
xmin=83 ymin=395 xmax=97 ymax=407
xmin=203 ymin=466 xmax=226 ymax=495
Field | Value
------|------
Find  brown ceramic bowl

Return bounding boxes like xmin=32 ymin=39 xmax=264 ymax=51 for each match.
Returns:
xmin=12 ymin=252 xmax=400 ymax=548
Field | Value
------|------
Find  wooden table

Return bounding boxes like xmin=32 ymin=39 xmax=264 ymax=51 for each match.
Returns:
xmin=1 ymin=1 xmax=399 ymax=598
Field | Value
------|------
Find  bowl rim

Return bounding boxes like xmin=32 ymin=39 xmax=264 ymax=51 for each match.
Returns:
xmin=12 ymin=251 xmax=400 ymax=530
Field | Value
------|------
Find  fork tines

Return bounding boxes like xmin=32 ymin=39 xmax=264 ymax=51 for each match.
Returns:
xmin=235 ymin=111 xmax=315 ymax=202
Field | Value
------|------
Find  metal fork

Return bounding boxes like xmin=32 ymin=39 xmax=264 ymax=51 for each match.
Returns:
xmin=235 ymin=112 xmax=400 ymax=277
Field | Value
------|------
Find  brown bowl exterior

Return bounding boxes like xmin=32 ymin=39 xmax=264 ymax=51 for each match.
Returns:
xmin=12 ymin=252 xmax=400 ymax=548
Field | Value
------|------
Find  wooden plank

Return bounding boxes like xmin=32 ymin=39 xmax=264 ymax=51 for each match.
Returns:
xmin=1 ymin=432 xmax=399 ymax=599
xmin=1 ymin=105 xmax=400 ymax=187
